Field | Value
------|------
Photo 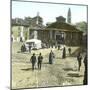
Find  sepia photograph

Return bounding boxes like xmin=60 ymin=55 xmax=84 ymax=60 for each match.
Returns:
xmin=11 ymin=0 xmax=88 ymax=89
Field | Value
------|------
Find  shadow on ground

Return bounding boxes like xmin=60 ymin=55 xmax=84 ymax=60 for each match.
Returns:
xmin=43 ymin=62 xmax=49 ymax=64
xmin=21 ymin=68 xmax=32 ymax=71
xmin=63 ymin=68 xmax=77 ymax=71
xmin=21 ymin=68 xmax=40 ymax=71
xmin=67 ymin=73 xmax=83 ymax=77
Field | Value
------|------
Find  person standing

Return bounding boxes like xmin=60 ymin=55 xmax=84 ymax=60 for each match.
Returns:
xmin=58 ymin=45 xmax=60 ymax=50
xmin=38 ymin=53 xmax=43 ymax=70
xmin=21 ymin=44 xmax=24 ymax=52
xmin=62 ymin=47 xmax=66 ymax=59
xmin=49 ymin=50 xmax=55 ymax=64
xmin=21 ymin=44 xmax=26 ymax=52
xmin=23 ymin=44 xmax=26 ymax=52
xmin=30 ymin=53 xmax=37 ymax=70
xmin=29 ymin=44 xmax=31 ymax=53
xmin=68 ymin=47 xmax=71 ymax=55
xmin=55 ymin=44 xmax=57 ymax=49
xmin=83 ymin=53 xmax=88 ymax=85
xmin=77 ymin=52 xmax=82 ymax=71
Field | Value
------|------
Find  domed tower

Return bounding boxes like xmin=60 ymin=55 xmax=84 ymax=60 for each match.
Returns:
xmin=67 ymin=8 xmax=71 ymax=24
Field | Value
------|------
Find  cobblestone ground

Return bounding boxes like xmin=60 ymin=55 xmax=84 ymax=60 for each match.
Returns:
xmin=12 ymin=42 xmax=85 ymax=89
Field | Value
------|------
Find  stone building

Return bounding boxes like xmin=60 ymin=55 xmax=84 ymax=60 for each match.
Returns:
xmin=29 ymin=16 xmax=83 ymax=46
xmin=12 ymin=18 xmax=29 ymax=42
xmin=11 ymin=12 xmax=44 ymax=42
xmin=12 ymin=9 xmax=83 ymax=46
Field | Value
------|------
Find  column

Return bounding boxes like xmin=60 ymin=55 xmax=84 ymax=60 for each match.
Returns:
xmin=50 ymin=30 xmax=52 ymax=40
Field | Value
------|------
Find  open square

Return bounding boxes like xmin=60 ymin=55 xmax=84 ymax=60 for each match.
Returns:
xmin=11 ymin=0 xmax=87 ymax=89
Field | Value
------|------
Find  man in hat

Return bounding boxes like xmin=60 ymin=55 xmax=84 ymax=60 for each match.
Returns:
xmin=68 ymin=47 xmax=71 ymax=55
xmin=30 ymin=53 xmax=37 ymax=70
xmin=38 ymin=53 xmax=43 ymax=70
xmin=77 ymin=52 xmax=82 ymax=71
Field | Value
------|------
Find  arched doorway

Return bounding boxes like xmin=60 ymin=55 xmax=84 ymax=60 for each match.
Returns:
xmin=55 ymin=32 xmax=65 ymax=44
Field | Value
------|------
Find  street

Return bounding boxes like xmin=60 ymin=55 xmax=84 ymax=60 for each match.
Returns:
xmin=12 ymin=42 xmax=85 ymax=89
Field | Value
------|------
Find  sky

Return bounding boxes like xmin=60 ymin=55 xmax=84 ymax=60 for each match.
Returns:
xmin=12 ymin=0 xmax=87 ymax=25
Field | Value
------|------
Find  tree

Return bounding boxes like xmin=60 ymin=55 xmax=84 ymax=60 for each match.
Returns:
xmin=12 ymin=18 xmax=24 ymax=26
xmin=24 ymin=17 xmax=32 ymax=25
xmin=75 ymin=21 xmax=87 ymax=33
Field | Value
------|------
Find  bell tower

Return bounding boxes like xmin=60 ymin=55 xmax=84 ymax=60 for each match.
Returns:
xmin=67 ymin=8 xmax=71 ymax=24
xmin=36 ymin=12 xmax=39 ymax=25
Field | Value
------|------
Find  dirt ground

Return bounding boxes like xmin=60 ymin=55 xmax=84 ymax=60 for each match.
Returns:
xmin=12 ymin=42 xmax=85 ymax=89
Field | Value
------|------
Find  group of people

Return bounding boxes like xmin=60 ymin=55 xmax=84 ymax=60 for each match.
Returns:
xmin=30 ymin=53 xmax=43 ymax=70
xmin=30 ymin=50 xmax=55 ymax=70
xmin=21 ymin=44 xmax=32 ymax=53
xmin=30 ymin=46 xmax=71 ymax=70
xmin=30 ymin=47 xmax=72 ymax=70
xmin=61 ymin=47 xmax=71 ymax=59
xmin=29 ymin=46 xmax=87 ymax=85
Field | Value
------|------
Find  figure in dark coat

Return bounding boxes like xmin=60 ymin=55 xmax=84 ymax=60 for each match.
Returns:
xmin=62 ymin=47 xmax=66 ymax=59
xmin=38 ymin=53 xmax=43 ymax=70
xmin=49 ymin=50 xmax=55 ymax=64
xmin=83 ymin=54 xmax=88 ymax=85
xmin=23 ymin=44 xmax=26 ymax=52
xmin=20 ymin=37 xmax=23 ymax=42
xmin=58 ymin=45 xmax=60 ymax=50
xmin=30 ymin=53 xmax=37 ymax=70
xmin=77 ymin=52 xmax=82 ymax=71
xmin=29 ymin=44 xmax=31 ymax=53
xmin=21 ymin=44 xmax=26 ymax=52
xmin=21 ymin=45 xmax=24 ymax=52
xmin=68 ymin=47 xmax=71 ymax=55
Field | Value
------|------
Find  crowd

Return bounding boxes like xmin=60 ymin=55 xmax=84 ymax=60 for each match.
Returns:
xmin=29 ymin=46 xmax=87 ymax=85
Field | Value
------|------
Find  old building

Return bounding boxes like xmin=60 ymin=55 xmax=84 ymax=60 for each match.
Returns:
xmin=12 ymin=18 xmax=29 ymax=42
xmin=11 ymin=12 xmax=44 ymax=42
xmin=12 ymin=9 xmax=83 ymax=46
xmin=29 ymin=16 xmax=83 ymax=46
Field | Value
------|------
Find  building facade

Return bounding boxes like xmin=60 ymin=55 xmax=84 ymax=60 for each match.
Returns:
xmin=12 ymin=10 xmax=83 ymax=46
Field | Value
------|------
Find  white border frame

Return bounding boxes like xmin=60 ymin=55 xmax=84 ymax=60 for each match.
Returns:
xmin=0 ymin=0 xmax=89 ymax=90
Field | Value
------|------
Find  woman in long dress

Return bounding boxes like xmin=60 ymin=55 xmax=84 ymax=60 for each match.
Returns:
xmin=49 ymin=50 xmax=55 ymax=64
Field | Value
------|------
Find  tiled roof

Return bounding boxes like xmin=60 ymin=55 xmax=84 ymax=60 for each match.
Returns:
xmin=46 ymin=22 xmax=82 ymax=32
